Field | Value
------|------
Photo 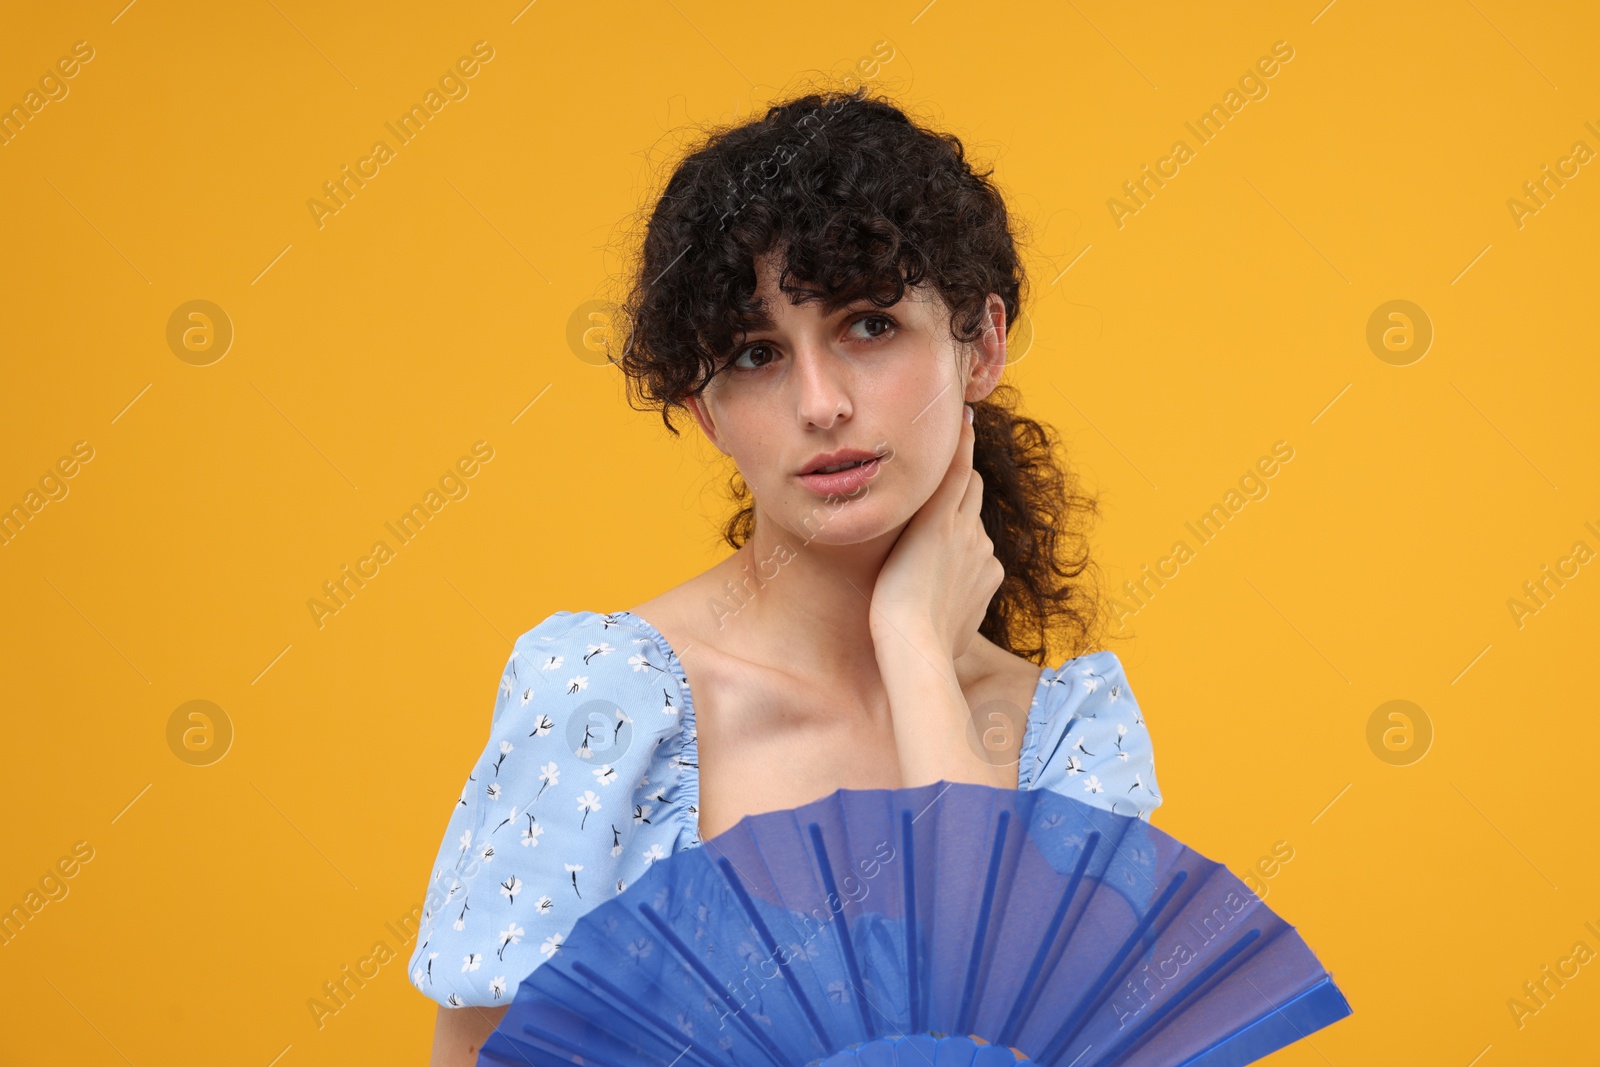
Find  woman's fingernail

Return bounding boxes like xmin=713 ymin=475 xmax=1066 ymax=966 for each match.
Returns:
xmin=965 ymin=405 xmax=975 ymax=425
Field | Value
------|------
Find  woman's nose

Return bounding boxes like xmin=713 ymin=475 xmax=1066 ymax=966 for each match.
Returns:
xmin=791 ymin=346 xmax=852 ymax=428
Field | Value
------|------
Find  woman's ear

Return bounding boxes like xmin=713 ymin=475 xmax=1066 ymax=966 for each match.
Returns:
xmin=684 ymin=392 xmax=727 ymax=455
xmin=964 ymin=293 xmax=1008 ymax=403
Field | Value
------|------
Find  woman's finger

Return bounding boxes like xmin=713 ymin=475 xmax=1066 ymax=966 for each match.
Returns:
xmin=959 ymin=468 xmax=984 ymax=516
xmin=928 ymin=404 xmax=976 ymax=516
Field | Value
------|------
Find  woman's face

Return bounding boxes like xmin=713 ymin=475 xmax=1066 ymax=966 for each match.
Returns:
xmin=685 ymin=251 xmax=1006 ymax=547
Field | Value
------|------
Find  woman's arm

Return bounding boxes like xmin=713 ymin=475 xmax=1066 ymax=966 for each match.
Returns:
xmin=870 ymin=406 xmax=1007 ymax=787
xmin=875 ymin=629 xmax=1006 ymax=788
xmin=428 ymin=1004 xmax=508 ymax=1067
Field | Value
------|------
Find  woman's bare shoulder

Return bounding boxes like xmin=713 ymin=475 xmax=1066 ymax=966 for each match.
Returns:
xmin=624 ymin=565 xmax=733 ymax=648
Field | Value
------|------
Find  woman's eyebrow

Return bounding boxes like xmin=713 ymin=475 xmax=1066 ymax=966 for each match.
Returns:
xmin=735 ymin=309 xmax=779 ymax=333
xmin=737 ymin=296 xmax=886 ymax=334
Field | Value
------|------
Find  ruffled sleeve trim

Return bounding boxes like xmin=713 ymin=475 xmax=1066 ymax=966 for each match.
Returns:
xmin=615 ymin=610 xmax=702 ymax=851
xmin=1017 ymin=649 xmax=1162 ymax=821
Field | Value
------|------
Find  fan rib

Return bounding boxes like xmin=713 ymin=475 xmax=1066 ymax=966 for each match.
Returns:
xmin=566 ymin=959 xmax=733 ymax=1067
xmin=484 ymin=1014 xmax=636 ymax=1067
xmin=1002 ymin=809 xmax=1158 ymax=1054
xmin=1169 ymin=973 xmax=1351 ymax=1067
xmin=1117 ymin=919 xmax=1315 ymax=1065
xmin=1036 ymin=868 xmax=1192 ymax=1064
xmin=808 ymin=821 xmax=878 ymax=1039
xmin=636 ymin=900 xmax=791 ymax=1067
xmin=714 ymin=854 xmax=838 ymax=1054
xmin=955 ymin=807 xmax=1012 ymax=1035
xmin=993 ymin=829 xmax=1103 ymax=1047
xmin=1095 ymin=926 xmax=1266 ymax=1063
xmin=900 ymin=808 xmax=922 ymax=1036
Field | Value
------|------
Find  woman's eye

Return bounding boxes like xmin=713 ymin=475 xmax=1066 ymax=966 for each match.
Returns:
xmin=849 ymin=313 xmax=897 ymax=340
xmin=727 ymin=315 xmax=897 ymax=372
xmin=731 ymin=343 xmax=776 ymax=370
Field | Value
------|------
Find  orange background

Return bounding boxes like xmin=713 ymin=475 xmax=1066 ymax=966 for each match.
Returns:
xmin=2 ymin=1 xmax=1597 ymax=1063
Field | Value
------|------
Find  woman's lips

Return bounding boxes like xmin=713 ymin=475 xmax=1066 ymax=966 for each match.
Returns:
xmin=797 ymin=456 xmax=883 ymax=496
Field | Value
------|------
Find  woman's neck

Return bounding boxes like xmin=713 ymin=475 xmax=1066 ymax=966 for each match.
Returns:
xmin=693 ymin=528 xmax=1002 ymax=697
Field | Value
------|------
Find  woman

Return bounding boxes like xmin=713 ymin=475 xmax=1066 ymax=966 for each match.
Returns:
xmin=411 ymin=85 xmax=1162 ymax=1064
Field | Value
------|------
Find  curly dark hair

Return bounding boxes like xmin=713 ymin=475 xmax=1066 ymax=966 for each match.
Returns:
xmin=607 ymin=82 xmax=1111 ymax=663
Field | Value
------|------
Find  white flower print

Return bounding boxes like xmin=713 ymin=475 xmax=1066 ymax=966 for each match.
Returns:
xmin=593 ymin=763 xmax=617 ymax=787
xmin=1063 ymin=753 xmax=1083 ymax=776
xmin=520 ymin=815 xmax=544 ymax=848
xmin=530 ymin=714 xmax=554 ymax=738
xmin=412 ymin=950 xmax=439 ymax=989
xmin=485 ymin=782 xmax=502 ymax=802
xmin=577 ymin=718 xmax=602 ymax=760
xmin=520 ymin=687 xmax=533 ymax=706
xmin=492 ymin=740 xmax=514 ymax=775
xmin=541 ymin=933 xmax=564 ymax=959
xmin=566 ymin=674 xmax=589 ymax=695
xmin=462 ymin=952 xmax=482 ymax=973
xmin=577 ymin=790 xmax=602 ymax=829
xmin=789 ymin=939 xmax=822 ymax=963
xmin=583 ymin=641 xmax=614 ymax=664
xmin=565 ymin=863 xmax=584 ymax=898
xmin=498 ymin=922 xmax=524 ymax=960
xmin=642 ymin=842 xmax=666 ymax=865
xmin=540 ymin=654 xmax=563 ymax=670
xmin=627 ymin=937 xmax=654 ymax=961
xmin=537 ymin=895 xmax=554 ymax=915
xmin=627 ymin=651 xmax=655 ymax=673
xmin=491 ymin=805 xmax=520 ymax=836
xmin=499 ymin=874 xmax=523 ymax=903
xmin=446 ymin=992 xmax=464 ymax=1008
xmin=490 ymin=976 xmax=507 ymax=999
xmin=1082 ymin=774 xmax=1104 ymax=795
xmin=536 ymin=761 xmax=560 ymax=801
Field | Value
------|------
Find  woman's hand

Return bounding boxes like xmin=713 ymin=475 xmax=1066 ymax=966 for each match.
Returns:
xmin=869 ymin=404 xmax=1004 ymax=663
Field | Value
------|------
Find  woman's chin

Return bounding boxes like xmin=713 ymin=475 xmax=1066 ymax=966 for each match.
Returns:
xmin=779 ymin=497 xmax=908 ymax=546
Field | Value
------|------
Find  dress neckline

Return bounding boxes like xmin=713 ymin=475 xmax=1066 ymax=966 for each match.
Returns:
xmin=613 ymin=609 xmax=1055 ymax=845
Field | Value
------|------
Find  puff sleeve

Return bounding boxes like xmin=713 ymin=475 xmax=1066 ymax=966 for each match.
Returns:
xmin=1020 ymin=650 xmax=1163 ymax=821
xmin=405 ymin=611 xmax=696 ymax=1008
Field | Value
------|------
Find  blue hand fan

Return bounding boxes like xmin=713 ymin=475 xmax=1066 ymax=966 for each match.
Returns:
xmin=479 ymin=781 xmax=1352 ymax=1067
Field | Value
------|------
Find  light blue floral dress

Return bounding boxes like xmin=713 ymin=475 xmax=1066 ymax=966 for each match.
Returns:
xmin=406 ymin=609 xmax=1163 ymax=1009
